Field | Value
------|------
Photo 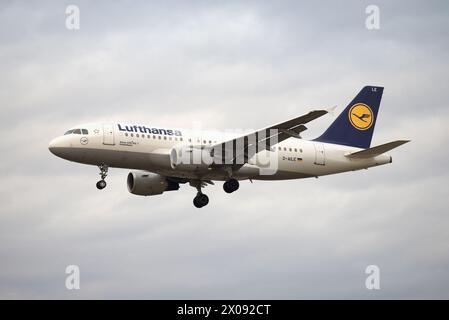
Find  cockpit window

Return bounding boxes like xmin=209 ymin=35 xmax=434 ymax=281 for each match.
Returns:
xmin=64 ymin=128 xmax=88 ymax=135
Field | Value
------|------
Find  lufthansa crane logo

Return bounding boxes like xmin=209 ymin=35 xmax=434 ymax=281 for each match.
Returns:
xmin=349 ymin=103 xmax=374 ymax=130
xmin=80 ymin=137 xmax=88 ymax=145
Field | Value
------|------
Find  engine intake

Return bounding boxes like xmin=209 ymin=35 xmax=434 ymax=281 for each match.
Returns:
xmin=127 ymin=171 xmax=179 ymax=196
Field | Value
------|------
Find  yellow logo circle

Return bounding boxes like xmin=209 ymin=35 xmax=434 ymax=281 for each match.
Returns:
xmin=348 ymin=103 xmax=374 ymax=130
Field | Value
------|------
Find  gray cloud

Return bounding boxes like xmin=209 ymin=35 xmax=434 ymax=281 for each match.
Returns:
xmin=1 ymin=0 xmax=449 ymax=299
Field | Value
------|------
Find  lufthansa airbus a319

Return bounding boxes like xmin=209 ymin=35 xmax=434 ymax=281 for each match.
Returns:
xmin=49 ymin=86 xmax=409 ymax=208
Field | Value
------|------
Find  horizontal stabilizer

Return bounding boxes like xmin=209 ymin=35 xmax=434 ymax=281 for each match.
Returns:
xmin=345 ymin=140 xmax=410 ymax=159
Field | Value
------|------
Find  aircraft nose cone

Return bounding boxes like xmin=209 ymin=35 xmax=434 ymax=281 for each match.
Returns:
xmin=48 ymin=137 xmax=64 ymax=156
xmin=48 ymin=138 xmax=57 ymax=155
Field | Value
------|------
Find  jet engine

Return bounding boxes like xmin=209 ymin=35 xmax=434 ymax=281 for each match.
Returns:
xmin=127 ymin=171 xmax=179 ymax=196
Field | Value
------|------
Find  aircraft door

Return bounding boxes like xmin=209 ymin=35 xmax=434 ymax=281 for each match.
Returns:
xmin=314 ymin=142 xmax=325 ymax=165
xmin=192 ymin=136 xmax=203 ymax=165
xmin=103 ymin=123 xmax=115 ymax=145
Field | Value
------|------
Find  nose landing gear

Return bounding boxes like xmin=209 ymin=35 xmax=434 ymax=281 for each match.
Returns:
xmin=96 ymin=180 xmax=107 ymax=189
xmin=96 ymin=163 xmax=108 ymax=190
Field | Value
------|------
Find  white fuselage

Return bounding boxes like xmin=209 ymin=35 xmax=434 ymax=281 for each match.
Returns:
xmin=48 ymin=122 xmax=392 ymax=181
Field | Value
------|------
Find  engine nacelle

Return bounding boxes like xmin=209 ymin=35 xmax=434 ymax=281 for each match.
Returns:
xmin=127 ymin=171 xmax=179 ymax=196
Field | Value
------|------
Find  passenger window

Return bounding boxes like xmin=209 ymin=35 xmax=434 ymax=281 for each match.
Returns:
xmin=153 ymin=135 xmax=156 ymax=139
xmin=158 ymin=136 xmax=161 ymax=140
xmin=147 ymin=135 xmax=150 ymax=138
xmin=180 ymin=138 xmax=183 ymax=141
xmin=125 ymin=133 xmax=128 ymax=137
xmin=278 ymin=147 xmax=281 ymax=151
xmin=73 ymin=129 xmax=81 ymax=134
xmin=82 ymin=129 xmax=88 ymax=135
xmin=294 ymin=148 xmax=297 ymax=152
xmin=131 ymin=133 xmax=134 ymax=137
xmin=169 ymin=137 xmax=172 ymax=140
xmin=289 ymin=148 xmax=292 ymax=152
xmin=164 ymin=136 xmax=167 ymax=140
xmin=283 ymin=147 xmax=287 ymax=151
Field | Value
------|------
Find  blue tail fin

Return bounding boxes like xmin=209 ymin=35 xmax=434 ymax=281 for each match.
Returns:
xmin=315 ymin=86 xmax=384 ymax=148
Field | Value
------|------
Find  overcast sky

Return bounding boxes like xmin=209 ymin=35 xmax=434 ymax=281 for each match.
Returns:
xmin=1 ymin=0 xmax=448 ymax=299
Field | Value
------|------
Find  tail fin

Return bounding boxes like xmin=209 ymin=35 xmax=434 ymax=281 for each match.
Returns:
xmin=315 ymin=86 xmax=384 ymax=148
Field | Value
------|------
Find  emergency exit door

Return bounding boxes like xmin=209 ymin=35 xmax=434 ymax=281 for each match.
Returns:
xmin=314 ymin=142 xmax=325 ymax=165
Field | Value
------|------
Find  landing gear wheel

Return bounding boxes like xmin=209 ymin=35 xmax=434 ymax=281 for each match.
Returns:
xmin=223 ymin=179 xmax=239 ymax=193
xmin=193 ymin=193 xmax=209 ymax=208
xmin=96 ymin=180 xmax=107 ymax=190
xmin=96 ymin=163 xmax=109 ymax=190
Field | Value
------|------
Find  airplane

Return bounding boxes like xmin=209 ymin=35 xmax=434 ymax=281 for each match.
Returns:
xmin=48 ymin=86 xmax=409 ymax=208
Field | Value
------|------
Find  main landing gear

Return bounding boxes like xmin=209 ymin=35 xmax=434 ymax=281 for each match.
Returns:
xmin=190 ymin=179 xmax=240 ymax=208
xmin=223 ymin=178 xmax=239 ymax=193
xmin=190 ymin=180 xmax=210 ymax=208
xmin=96 ymin=163 xmax=108 ymax=190
xmin=193 ymin=193 xmax=209 ymax=208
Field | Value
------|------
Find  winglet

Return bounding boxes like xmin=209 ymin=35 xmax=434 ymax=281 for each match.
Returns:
xmin=326 ymin=105 xmax=337 ymax=117
xmin=345 ymin=140 xmax=410 ymax=159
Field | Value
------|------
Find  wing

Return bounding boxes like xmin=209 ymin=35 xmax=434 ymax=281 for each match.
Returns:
xmin=211 ymin=109 xmax=328 ymax=165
